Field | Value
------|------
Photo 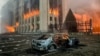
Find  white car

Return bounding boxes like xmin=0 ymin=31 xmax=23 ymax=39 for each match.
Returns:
xmin=31 ymin=33 xmax=79 ymax=52
xmin=31 ymin=34 xmax=57 ymax=52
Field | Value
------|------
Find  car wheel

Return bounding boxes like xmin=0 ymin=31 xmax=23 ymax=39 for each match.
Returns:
xmin=48 ymin=45 xmax=57 ymax=52
xmin=74 ymin=39 xmax=79 ymax=45
xmin=71 ymin=38 xmax=79 ymax=46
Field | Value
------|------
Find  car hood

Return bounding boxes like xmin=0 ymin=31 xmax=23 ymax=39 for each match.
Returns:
xmin=32 ymin=37 xmax=52 ymax=46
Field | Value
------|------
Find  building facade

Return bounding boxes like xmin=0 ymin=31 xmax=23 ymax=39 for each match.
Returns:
xmin=13 ymin=0 xmax=68 ymax=34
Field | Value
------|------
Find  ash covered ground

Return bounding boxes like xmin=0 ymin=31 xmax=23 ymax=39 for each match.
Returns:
xmin=0 ymin=34 xmax=100 ymax=56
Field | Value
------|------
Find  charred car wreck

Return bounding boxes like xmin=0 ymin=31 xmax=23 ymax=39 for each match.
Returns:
xmin=31 ymin=33 xmax=79 ymax=52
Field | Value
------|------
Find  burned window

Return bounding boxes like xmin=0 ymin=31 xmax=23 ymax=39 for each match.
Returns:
xmin=32 ymin=17 xmax=34 ymax=23
xmin=54 ymin=23 xmax=57 ymax=30
xmin=50 ymin=17 xmax=52 ymax=21
xmin=49 ymin=24 xmax=53 ymax=32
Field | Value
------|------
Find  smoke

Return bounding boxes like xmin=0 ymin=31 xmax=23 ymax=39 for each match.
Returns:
xmin=67 ymin=0 xmax=100 ymax=16
xmin=0 ymin=0 xmax=13 ymax=34
xmin=67 ymin=0 xmax=100 ymax=33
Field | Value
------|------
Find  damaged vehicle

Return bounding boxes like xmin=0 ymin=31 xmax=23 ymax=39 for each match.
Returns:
xmin=31 ymin=33 xmax=79 ymax=52
xmin=31 ymin=34 xmax=57 ymax=52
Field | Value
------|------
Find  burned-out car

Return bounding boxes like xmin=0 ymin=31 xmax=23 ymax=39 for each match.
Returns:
xmin=31 ymin=33 xmax=79 ymax=52
xmin=31 ymin=34 xmax=56 ymax=52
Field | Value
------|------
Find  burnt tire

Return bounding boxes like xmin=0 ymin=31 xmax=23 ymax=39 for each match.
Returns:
xmin=48 ymin=45 xmax=57 ymax=52
xmin=72 ymin=38 xmax=79 ymax=46
xmin=74 ymin=39 xmax=79 ymax=45
xmin=62 ymin=40 xmax=70 ymax=48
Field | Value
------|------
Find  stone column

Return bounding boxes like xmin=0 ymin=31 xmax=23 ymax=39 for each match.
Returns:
xmin=39 ymin=0 xmax=49 ymax=32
